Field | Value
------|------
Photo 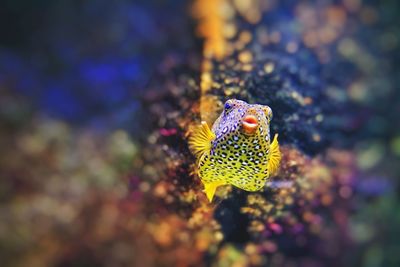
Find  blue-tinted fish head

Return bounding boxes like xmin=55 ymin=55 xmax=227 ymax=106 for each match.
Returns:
xmin=212 ymin=99 xmax=273 ymax=141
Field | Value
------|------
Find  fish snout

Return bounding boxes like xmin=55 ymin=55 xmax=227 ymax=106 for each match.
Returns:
xmin=242 ymin=114 xmax=258 ymax=135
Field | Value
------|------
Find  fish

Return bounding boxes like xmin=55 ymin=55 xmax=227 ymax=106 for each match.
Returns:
xmin=189 ymin=99 xmax=281 ymax=202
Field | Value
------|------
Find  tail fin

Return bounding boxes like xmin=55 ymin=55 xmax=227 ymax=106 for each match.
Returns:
xmin=203 ymin=181 xmax=225 ymax=202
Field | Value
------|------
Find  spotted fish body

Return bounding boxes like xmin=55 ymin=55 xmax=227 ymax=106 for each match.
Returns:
xmin=189 ymin=99 xmax=281 ymax=202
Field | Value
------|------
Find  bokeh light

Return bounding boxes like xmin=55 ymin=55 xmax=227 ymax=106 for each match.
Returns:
xmin=0 ymin=0 xmax=399 ymax=266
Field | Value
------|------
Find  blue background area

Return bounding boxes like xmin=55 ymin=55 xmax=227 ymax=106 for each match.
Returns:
xmin=0 ymin=0 xmax=192 ymax=127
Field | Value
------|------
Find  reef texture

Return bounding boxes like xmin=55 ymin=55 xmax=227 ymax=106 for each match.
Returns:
xmin=0 ymin=0 xmax=399 ymax=267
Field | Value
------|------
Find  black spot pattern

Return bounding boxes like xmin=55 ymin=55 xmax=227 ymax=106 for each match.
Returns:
xmin=199 ymin=99 xmax=273 ymax=191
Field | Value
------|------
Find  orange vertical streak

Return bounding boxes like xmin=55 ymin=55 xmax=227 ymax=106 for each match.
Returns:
xmin=192 ymin=0 xmax=231 ymax=124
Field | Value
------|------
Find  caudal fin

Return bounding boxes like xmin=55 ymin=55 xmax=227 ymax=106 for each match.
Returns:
xmin=203 ymin=181 xmax=225 ymax=202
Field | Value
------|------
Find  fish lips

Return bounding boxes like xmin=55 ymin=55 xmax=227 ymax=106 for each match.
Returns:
xmin=241 ymin=114 xmax=259 ymax=135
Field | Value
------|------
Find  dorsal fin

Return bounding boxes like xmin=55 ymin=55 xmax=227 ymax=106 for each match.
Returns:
xmin=267 ymin=134 xmax=281 ymax=175
xmin=188 ymin=121 xmax=215 ymax=158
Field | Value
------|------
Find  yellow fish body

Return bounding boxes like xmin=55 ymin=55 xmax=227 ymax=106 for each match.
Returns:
xmin=189 ymin=99 xmax=281 ymax=202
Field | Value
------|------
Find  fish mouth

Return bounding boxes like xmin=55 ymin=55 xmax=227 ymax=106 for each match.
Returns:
xmin=242 ymin=115 xmax=258 ymax=135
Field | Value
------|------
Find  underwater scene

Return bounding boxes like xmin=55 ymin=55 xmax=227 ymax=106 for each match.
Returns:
xmin=0 ymin=0 xmax=399 ymax=266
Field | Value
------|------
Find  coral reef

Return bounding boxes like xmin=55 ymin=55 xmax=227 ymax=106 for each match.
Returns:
xmin=0 ymin=0 xmax=399 ymax=267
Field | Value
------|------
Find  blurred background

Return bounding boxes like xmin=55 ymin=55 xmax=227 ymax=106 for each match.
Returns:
xmin=0 ymin=0 xmax=399 ymax=266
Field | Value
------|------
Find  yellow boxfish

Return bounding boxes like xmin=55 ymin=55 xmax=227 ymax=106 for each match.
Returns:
xmin=189 ymin=99 xmax=281 ymax=202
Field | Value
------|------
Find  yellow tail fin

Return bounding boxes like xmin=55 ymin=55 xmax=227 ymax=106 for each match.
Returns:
xmin=203 ymin=181 xmax=225 ymax=202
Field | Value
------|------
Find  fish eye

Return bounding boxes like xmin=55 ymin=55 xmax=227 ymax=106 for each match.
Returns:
xmin=263 ymin=106 xmax=273 ymax=121
xmin=224 ymin=101 xmax=233 ymax=111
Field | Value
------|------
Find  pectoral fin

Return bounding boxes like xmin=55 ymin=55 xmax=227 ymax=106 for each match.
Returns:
xmin=267 ymin=134 xmax=281 ymax=175
xmin=188 ymin=121 xmax=215 ymax=158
